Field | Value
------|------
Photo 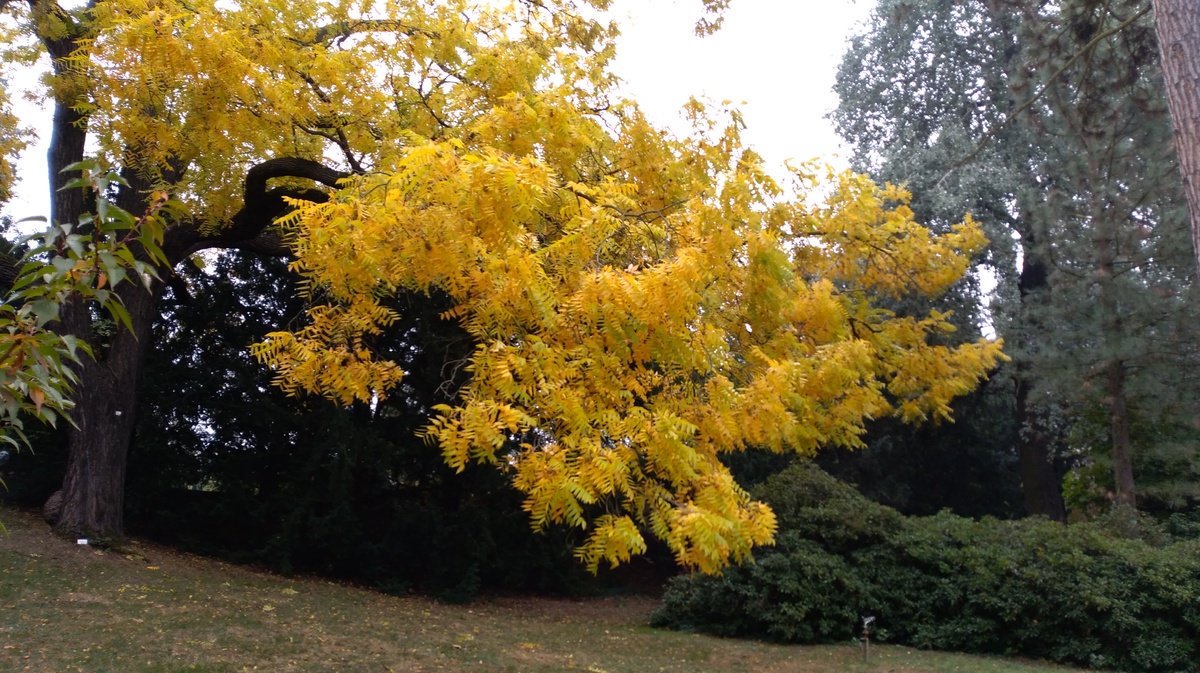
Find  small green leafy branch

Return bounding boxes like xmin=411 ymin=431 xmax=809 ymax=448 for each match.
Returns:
xmin=0 ymin=159 xmax=173 ymax=453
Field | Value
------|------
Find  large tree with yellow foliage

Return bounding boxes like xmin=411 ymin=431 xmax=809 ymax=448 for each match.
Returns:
xmin=0 ymin=0 xmax=1003 ymax=570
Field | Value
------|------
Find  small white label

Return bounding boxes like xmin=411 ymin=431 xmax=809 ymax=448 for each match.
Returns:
xmin=76 ymin=539 xmax=88 ymax=545
xmin=114 ymin=411 xmax=123 ymax=417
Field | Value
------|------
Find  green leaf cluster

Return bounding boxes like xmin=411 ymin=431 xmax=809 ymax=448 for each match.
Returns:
xmin=0 ymin=159 xmax=170 ymax=450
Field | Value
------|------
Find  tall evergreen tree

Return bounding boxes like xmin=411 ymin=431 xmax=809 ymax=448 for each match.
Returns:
xmin=833 ymin=0 xmax=1065 ymax=518
xmin=834 ymin=0 xmax=1200 ymax=514
xmin=1018 ymin=0 xmax=1199 ymax=508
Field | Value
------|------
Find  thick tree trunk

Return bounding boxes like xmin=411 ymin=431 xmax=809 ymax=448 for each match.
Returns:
xmin=54 ymin=281 xmax=163 ymax=540
xmin=994 ymin=3 xmax=1065 ymax=522
xmin=1093 ymin=194 xmax=1137 ymax=508
xmin=1151 ymin=0 xmax=1200 ymax=277
xmin=1105 ymin=360 xmax=1137 ymax=508
xmin=1014 ymin=378 xmax=1066 ymax=520
xmin=42 ymin=17 xmax=123 ymax=538
xmin=1013 ymin=233 xmax=1066 ymax=521
xmin=46 ymin=157 xmax=343 ymax=541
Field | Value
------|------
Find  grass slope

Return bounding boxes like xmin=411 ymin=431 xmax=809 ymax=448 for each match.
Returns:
xmin=0 ymin=506 xmax=1088 ymax=673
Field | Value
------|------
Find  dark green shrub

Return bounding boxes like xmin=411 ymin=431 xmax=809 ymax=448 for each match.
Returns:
xmin=653 ymin=461 xmax=1200 ymax=672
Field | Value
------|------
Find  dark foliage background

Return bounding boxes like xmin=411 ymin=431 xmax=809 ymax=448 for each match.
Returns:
xmin=813 ymin=379 xmax=1024 ymax=519
xmin=128 ymin=252 xmax=604 ymax=600
xmin=3 ymin=252 xmax=611 ymax=600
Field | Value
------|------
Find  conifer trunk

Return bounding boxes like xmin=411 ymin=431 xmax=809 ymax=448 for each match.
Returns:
xmin=1002 ymin=5 xmax=1066 ymax=522
xmin=1105 ymin=360 xmax=1137 ymax=508
xmin=1151 ymin=0 xmax=1200 ymax=278
xmin=1014 ymin=228 xmax=1066 ymax=521
xmin=1094 ymin=200 xmax=1137 ymax=509
xmin=1015 ymin=380 xmax=1066 ymax=520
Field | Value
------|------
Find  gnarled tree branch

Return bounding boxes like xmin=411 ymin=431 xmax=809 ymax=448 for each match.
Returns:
xmin=167 ymin=158 xmax=350 ymax=263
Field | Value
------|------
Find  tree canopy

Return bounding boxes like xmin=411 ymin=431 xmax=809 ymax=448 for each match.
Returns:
xmin=0 ymin=0 xmax=1002 ymax=571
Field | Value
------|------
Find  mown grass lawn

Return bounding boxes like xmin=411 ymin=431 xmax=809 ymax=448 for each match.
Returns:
xmin=0 ymin=506 xmax=1089 ymax=673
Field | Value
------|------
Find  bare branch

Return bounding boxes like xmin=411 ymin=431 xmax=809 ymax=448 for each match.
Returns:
xmin=293 ymin=72 xmax=366 ymax=172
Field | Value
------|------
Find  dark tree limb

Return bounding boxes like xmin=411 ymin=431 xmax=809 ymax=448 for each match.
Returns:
xmin=166 ymin=158 xmax=349 ymax=263
xmin=223 ymin=230 xmax=292 ymax=257
xmin=243 ymin=157 xmax=348 ymax=207
xmin=164 ymin=271 xmax=193 ymax=305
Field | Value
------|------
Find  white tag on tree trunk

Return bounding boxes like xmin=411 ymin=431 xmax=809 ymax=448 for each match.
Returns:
xmin=76 ymin=539 xmax=88 ymax=545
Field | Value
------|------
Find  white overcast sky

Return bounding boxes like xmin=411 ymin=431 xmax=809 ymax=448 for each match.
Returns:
xmin=2 ymin=0 xmax=872 ymax=223
xmin=608 ymin=0 xmax=872 ymax=174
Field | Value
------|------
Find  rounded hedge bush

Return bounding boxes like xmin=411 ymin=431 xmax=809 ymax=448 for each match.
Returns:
xmin=652 ymin=461 xmax=1200 ymax=672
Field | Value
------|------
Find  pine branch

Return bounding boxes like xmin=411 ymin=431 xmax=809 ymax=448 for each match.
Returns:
xmin=935 ymin=4 xmax=1151 ymax=190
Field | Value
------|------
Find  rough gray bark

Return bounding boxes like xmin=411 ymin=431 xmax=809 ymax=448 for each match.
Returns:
xmin=1151 ymin=0 xmax=1200 ymax=277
